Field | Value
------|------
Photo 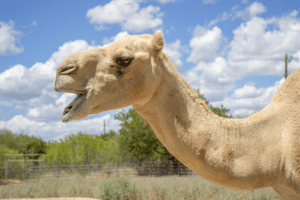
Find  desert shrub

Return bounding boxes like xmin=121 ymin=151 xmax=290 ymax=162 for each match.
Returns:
xmin=98 ymin=176 xmax=140 ymax=200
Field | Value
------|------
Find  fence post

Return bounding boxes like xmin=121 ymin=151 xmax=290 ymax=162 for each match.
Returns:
xmin=57 ymin=155 xmax=59 ymax=179
xmin=143 ymin=163 xmax=145 ymax=176
xmin=96 ymin=154 xmax=98 ymax=174
xmin=5 ymin=155 xmax=7 ymax=181
xmin=116 ymin=152 xmax=118 ymax=177
xmin=166 ymin=160 xmax=169 ymax=176
xmin=24 ymin=153 xmax=27 ymax=182
xmin=43 ymin=155 xmax=45 ymax=175
xmin=157 ymin=160 xmax=160 ymax=176
xmin=88 ymin=164 xmax=90 ymax=177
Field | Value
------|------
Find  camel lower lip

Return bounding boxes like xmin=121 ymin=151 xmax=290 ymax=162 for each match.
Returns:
xmin=61 ymin=93 xmax=86 ymax=123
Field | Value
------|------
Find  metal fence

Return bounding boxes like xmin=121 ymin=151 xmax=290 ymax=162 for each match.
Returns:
xmin=0 ymin=160 xmax=196 ymax=182
xmin=2 ymin=153 xmax=45 ymax=181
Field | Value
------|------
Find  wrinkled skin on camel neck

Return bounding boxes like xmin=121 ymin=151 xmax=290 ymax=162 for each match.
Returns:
xmin=54 ymin=31 xmax=300 ymax=199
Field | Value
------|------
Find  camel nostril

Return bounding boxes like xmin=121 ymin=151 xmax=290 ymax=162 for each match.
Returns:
xmin=59 ymin=64 xmax=77 ymax=75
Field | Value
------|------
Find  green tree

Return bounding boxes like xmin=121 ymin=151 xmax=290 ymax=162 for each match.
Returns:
xmin=44 ymin=132 xmax=97 ymax=166
xmin=99 ymin=130 xmax=118 ymax=141
xmin=42 ymin=131 xmax=121 ymax=166
xmin=0 ymin=144 xmax=24 ymax=179
xmin=0 ymin=129 xmax=47 ymax=167
xmin=25 ymin=137 xmax=47 ymax=167
xmin=0 ymin=144 xmax=20 ymax=167
xmin=115 ymin=108 xmax=169 ymax=163
xmin=0 ymin=129 xmax=20 ymax=150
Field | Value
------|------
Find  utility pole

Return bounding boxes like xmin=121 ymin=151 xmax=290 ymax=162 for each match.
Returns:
xmin=285 ymin=53 xmax=288 ymax=79
xmin=104 ymin=119 xmax=105 ymax=134
xmin=284 ymin=53 xmax=292 ymax=79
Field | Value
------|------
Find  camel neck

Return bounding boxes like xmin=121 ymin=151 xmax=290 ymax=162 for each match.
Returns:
xmin=133 ymin=53 xmax=282 ymax=190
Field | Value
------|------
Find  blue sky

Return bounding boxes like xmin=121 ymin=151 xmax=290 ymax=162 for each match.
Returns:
xmin=0 ymin=0 xmax=300 ymax=143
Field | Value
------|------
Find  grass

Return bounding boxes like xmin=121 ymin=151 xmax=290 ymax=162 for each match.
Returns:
xmin=0 ymin=175 xmax=281 ymax=200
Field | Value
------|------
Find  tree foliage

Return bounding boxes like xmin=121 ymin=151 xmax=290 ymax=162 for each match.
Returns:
xmin=115 ymin=108 xmax=169 ymax=163
xmin=0 ymin=128 xmax=123 ymax=167
xmin=0 ymin=129 xmax=47 ymax=166
xmin=42 ymin=131 xmax=120 ymax=166
xmin=0 ymin=144 xmax=20 ymax=169
xmin=99 ymin=130 xmax=118 ymax=141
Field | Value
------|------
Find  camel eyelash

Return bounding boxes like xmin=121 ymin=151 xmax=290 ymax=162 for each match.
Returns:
xmin=115 ymin=57 xmax=134 ymax=67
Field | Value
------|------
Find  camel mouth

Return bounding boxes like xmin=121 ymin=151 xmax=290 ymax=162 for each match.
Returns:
xmin=61 ymin=92 xmax=87 ymax=123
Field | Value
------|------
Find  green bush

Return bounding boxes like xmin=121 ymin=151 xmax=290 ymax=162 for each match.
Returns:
xmin=98 ymin=176 xmax=140 ymax=200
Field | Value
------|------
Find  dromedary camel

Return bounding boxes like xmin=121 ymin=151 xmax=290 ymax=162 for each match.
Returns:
xmin=54 ymin=31 xmax=300 ymax=200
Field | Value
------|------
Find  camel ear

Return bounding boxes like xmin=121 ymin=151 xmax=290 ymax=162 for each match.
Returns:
xmin=151 ymin=30 xmax=164 ymax=55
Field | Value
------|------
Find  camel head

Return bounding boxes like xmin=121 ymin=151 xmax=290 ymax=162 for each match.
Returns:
xmin=54 ymin=31 xmax=164 ymax=123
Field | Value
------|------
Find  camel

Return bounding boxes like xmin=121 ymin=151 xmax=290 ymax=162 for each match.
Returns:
xmin=53 ymin=31 xmax=300 ymax=200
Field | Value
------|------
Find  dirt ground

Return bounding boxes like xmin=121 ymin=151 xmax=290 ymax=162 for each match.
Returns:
xmin=0 ymin=178 xmax=22 ymax=185
xmin=1 ymin=198 xmax=99 ymax=200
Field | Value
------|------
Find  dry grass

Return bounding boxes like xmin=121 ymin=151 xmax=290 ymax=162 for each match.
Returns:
xmin=0 ymin=174 xmax=281 ymax=200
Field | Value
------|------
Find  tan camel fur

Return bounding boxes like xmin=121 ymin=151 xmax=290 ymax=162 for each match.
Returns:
xmin=54 ymin=31 xmax=300 ymax=200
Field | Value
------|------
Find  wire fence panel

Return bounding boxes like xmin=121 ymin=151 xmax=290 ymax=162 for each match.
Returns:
xmin=0 ymin=161 xmax=195 ymax=181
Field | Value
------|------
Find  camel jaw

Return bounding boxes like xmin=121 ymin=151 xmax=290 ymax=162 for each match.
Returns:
xmin=61 ymin=93 xmax=87 ymax=123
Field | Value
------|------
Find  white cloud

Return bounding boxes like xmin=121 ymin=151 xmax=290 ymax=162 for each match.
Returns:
xmin=208 ymin=12 xmax=232 ymax=27
xmin=228 ymin=13 xmax=300 ymax=77
xmin=233 ymin=1 xmax=266 ymax=20
xmin=27 ymin=103 xmax=60 ymax=121
xmin=247 ymin=1 xmax=266 ymax=17
xmin=163 ymin=39 xmax=183 ymax=67
xmin=26 ymin=89 xmax=58 ymax=107
xmin=209 ymin=2 xmax=266 ymax=27
xmin=15 ymin=104 xmax=25 ymax=110
xmin=211 ymin=78 xmax=284 ymax=116
xmin=25 ymin=92 xmax=78 ymax=122
xmin=228 ymin=59 xmax=286 ymax=78
xmin=32 ymin=21 xmax=37 ymax=26
xmin=290 ymin=10 xmax=298 ymax=18
xmin=231 ymin=82 xmax=261 ymax=99
xmin=183 ymin=57 xmax=235 ymax=101
xmin=156 ymin=0 xmax=178 ymax=4
xmin=0 ymin=114 xmax=121 ymax=142
xmin=0 ymin=20 xmax=24 ymax=55
xmin=202 ymin=0 xmax=216 ymax=4
xmin=86 ymin=0 xmax=163 ymax=32
xmin=122 ymin=6 xmax=163 ymax=32
xmin=187 ymin=26 xmax=224 ymax=63
xmin=55 ymin=93 xmax=76 ymax=107
xmin=24 ymin=21 xmax=38 ymax=29
xmin=184 ymin=9 xmax=300 ymax=116
xmin=0 ymin=100 xmax=14 ymax=107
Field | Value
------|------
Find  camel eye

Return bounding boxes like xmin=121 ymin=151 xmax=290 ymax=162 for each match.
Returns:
xmin=116 ymin=57 xmax=133 ymax=67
